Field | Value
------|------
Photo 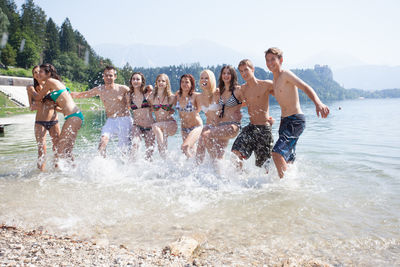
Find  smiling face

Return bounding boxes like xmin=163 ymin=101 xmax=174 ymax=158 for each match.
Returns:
xmin=39 ymin=68 xmax=50 ymax=81
xmin=103 ymin=69 xmax=116 ymax=85
xmin=32 ymin=66 xmax=40 ymax=81
xmin=156 ymin=75 xmax=167 ymax=90
xmin=265 ymin=53 xmax=282 ymax=73
xmin=199 ymin=72 xmax=209 ymax=90
xmin=221 ymin=67 xmax=232 ymax=84
xmin=131 ymin=74 xmax=143 ymax=89
xmin=238 ymin=64 xmax=254 ymax=81
xmin=181 ymin=77 xmax=192 ymax=93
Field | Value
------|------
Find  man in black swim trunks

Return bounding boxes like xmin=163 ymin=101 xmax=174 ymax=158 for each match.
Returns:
xmin=231 ymin=59 xmax=275 ymax=173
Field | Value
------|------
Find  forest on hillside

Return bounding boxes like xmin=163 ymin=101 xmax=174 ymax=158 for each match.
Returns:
xmin=1 ymin=0 xmax=398 ymax=102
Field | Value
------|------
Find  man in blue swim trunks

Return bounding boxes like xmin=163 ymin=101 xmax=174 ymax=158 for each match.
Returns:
xmin=265 ymin=47 xmax=330 ymax=178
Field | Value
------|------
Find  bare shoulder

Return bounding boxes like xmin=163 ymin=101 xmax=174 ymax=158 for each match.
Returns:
xmin=282 ymin=69 xmax=297 ymax=79
xmin=259 ymin=79 xmax=273 ymax=90
xmin=117 ymin=84 xmax=130 ymax=92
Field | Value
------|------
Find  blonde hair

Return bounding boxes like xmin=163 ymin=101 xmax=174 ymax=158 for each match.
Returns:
xmin=153 ymin=73 xmax=173 ymax=100
xmin=238 ymin=59 xmax=254 ymax=70
xmin=200 ymin=69 xmax=216 ymax=93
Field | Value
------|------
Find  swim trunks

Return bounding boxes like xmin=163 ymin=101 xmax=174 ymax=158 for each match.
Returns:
xmin=101 ymin=116 xmax=133 ymax=148
xmin=272 ymin=114 xmax=306 ymax=163
xmin=231 ymin=123 xmax=273 ymax=167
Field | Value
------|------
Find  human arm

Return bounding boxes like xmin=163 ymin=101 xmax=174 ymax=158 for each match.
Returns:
xmin=70 ymin=87 xmax=100 ymax=99
xmin=26 ymin=85 xmax=38 ymax=111
xmin=285 ymin=71 xmax=330 ymax=118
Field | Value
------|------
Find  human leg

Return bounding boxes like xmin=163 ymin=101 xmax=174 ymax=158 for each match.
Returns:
xmin=34 ymin=123 xmax=47 ymax=171
xmin=57 ymin=116 xmax=82 ymax=162
xmin=181 ymin=126 xmax=203 ymax=158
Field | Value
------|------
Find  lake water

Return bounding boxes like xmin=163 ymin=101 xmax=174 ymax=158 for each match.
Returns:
xmin=1 ymin=98 xmax=399 ymax=265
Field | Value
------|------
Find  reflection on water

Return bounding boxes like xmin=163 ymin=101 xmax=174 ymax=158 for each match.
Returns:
xmin=1 ymin=99 xmax=400 ymax=265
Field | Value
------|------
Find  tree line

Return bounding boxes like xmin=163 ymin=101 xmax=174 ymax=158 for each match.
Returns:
xmin=1 ymin=0 xmax=398 ymax=102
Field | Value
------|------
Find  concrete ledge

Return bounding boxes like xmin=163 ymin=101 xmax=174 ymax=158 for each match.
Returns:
xmin=0 ymin=75 xmax=32 ymax=87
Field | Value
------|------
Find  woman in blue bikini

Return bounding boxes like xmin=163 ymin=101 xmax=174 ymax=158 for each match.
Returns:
xmin=149 ymin=74 xmax=177 ymax=158
xmin=34 ymin=64 xmax=83 ymax=164
xmin=26 ymin=65 xmax=61 ymax=170
xmin=129 ymin=72 xmax=155 ymax=160
xmin=175 ymin=74 xmax=202 ymax=158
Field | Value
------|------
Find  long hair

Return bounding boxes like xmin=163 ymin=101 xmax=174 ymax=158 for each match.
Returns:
xmin=218 ymin=65 xmax=238 ymax=96
xmin=178 ymin=74 xmax=195 ymax=97
xmin=40 ymin=63 xmax=62 ymax=81
xmin=129 ymin=72 xmax=146 ymax=94
xmin=32 ymin=65 xmax=40 ymax=89
xmin=153 ymin=73 xmax=172 ymax=101
xmin=200 ymin=69 xmax=216 ymax=93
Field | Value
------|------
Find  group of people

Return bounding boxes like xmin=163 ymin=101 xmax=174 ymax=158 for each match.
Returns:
xmin=27 ymin=47 xmax=330 ymax=178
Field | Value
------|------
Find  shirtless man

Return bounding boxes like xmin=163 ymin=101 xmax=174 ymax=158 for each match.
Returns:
xmin=71 ymin=66 xmax=131 ymax=157
xmin=231 ymin=59 xmax=274 ymax=172
xmin=265 ymin=47 xmax=330 ymax=178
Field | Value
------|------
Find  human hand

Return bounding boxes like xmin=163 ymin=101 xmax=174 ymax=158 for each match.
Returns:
xmin=316 ymin=103 xmax=330 ymax=118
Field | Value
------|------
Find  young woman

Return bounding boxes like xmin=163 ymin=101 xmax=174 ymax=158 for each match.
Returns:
xmin=27 ymin=65 xmax=60 ymax=170
xmin=128 ymin=72 xmax=155 ymax=160
xmin=195 ymin=69 xmax=221 ymax=164
xmin=176 ymin=74 xmax=202 ymax=158
xmin=149 ymin=74 xmax=177 ymax=157
xmin=33 ymin=64 xmax=83 ymax=163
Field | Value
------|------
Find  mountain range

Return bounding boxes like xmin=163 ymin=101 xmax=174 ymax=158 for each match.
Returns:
xmin=94 ymin=40 xmax=400 ymax=91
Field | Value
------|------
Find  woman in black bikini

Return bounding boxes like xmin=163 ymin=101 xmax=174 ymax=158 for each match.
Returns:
xmin=175 ymin=74 xmax=202 ymax=158
xmin=26 ymin=65 xmax=60 ymax=171
xmin=148 ymin=74 xmax=177 ymax=158
xmin=129 ymin=72 xmax=155 ymax=160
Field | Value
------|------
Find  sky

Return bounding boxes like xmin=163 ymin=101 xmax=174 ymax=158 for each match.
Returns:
xmin=14 ymin=0 xmax=400 ymax=68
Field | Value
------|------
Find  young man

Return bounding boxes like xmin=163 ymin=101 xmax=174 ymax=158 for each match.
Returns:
xmin=71 ymin=66 xmax=132 ymax=157
xmin=265 ymin=47 xmax=330 ymax=178
xmin=231 ymin=59 xmax=274 ymax=172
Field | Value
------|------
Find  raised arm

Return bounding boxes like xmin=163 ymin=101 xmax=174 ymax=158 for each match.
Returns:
xmin=33 ymin=81 xmax=52 ymax=101
xmin=26 ymin=85 xmax=38 ymax=111
xmin=70 ymin=86 xmax=100 ymax=99
xmin=285 ymin=70 xmax=330 ymax=118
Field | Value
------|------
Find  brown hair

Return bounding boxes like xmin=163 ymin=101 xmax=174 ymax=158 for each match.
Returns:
xmin=179 ymin=74 xmax=196 ymax=97
xmin=265 ymin=47 xmax=283 ymax=59
xmin=32 ymin=65 xmax=40 ymax=89
xmin=129 ymin=72 xmax=146 ymax=94
xmin=104 ymin=65 xmax=117 ymax=74
xmin=238 ymin=59 xmax=254 ymax=70
xmin=218 ymin=65 xmax=238 ymax=96
xmin=40 ymin=63 xmax=62 ymax=81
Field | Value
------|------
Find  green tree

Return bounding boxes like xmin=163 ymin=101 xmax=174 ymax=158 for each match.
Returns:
xmin=16 ymin=34 xmax=39 ymax=68
xmin=120 ymin=62 xmax=133 ymax=84
xmin=1 ymin=43 xmax=16 ymax=67
xmin=43 ymin=18 xmax=59 ymax=63
xmin=0 ymin=7 xmax=10 ymax=34
xmin=59 ymin=18 xmax=76 ymax=53
xmin=20 ymin=0 xmax=46 ymax=47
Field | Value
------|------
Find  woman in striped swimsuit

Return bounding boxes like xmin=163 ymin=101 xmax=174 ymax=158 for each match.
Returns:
xmin=198 ymin=65 xmax=243 ymax=163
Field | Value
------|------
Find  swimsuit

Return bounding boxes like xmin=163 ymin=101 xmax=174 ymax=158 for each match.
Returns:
xmin=35 ymin=120 xmax=59 ymax=131
xmin=133 ymin=124 xmax=152 ymax=134
xmin=201 ymin=103 xmax=220 ymax=113
xmin=153 ymin=104 xmax=173 ymax=112
xmin=176 ymin=97 xmax=195 ymax=112
xmin=43 ymin=87 xmax=71 ymax=102
xmin=232 ymin=123 xmax=274 ymax=167
xmin=272 ymin=114 xmax=306 ymax=163
xmin=131 ymin=96 xmax=150 ymax=110
xmin=181 ymin=125 xmax=202 ymax=134
xmin=219 ymin=92 xmax=242 ymax=118
xmin=64 ymin=110 xmax=84 ymax=123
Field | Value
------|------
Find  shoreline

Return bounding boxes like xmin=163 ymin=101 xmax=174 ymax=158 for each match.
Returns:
xmin=0 ymin=225 xmax=333 ymax=266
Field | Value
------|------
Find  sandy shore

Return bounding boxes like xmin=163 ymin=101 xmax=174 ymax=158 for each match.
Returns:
xmin=0 ymin=225 xmax=332 ymax=266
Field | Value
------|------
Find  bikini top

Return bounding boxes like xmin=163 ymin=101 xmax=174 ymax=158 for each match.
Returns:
xmin=219 ymin=92 xmax=242 ymax=118
xmin=131 ymin=96 xmax=150 ymax=110
xmin=153 ymin=104 xmax=173 ymax=112
xmin=176 ymin=97 xmax=195 ymax=112
xmin=43 ymin=87 xmax=71 ymax=102
xmin=201 ymin=103 xmax=220 ymax=113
